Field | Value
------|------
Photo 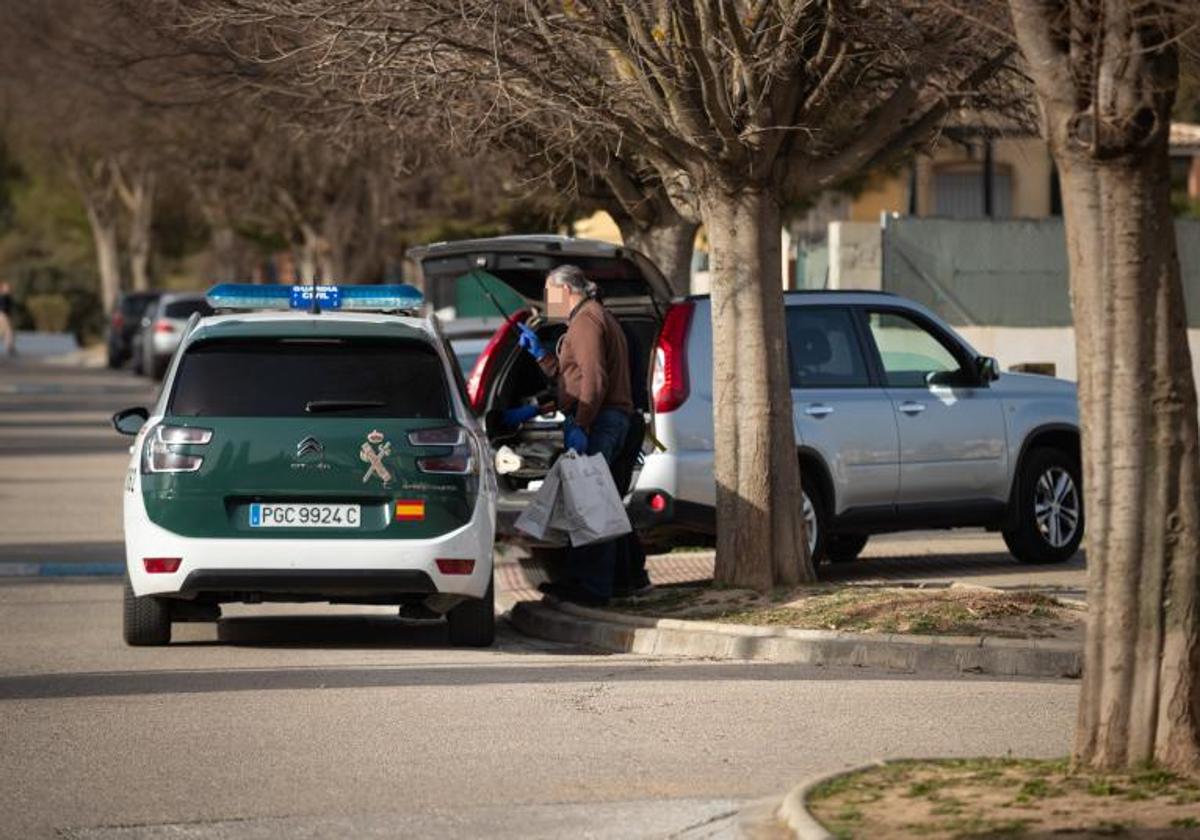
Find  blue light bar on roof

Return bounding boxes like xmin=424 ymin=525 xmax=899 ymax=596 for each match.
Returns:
xmin=206 ymin=283 xmax=424 ymax=312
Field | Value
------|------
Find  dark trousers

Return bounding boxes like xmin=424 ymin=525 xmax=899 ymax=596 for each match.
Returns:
xmin=568 ymin=408 xmax=630 ymax=599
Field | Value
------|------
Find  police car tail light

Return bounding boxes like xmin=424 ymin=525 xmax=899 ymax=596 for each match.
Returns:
xmin=143 ymin=557 xmax=182 ymax=574
xmin=436 ymin=558 xmax=475 ymax=575
xmin=408 ymin=427 xmax=466 ymax=447
xmin=413 ymin=427 xmax=477 ymax=475
xmin=157 ymin=426 xmax=213 ymax=445
xmin=142 ymin=424 xmax=212 ymax=474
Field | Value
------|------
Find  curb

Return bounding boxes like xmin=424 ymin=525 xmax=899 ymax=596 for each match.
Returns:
xmin=0 ymin=562 xmax=124 ymax=578
xmin=775 ymin=763 xmax=884 ymax=840
xmin=509 ymin=598 xmax=1081 ymax=678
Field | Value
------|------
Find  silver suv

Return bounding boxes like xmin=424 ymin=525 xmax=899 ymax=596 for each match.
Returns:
xmin=631 ymin=292 xmax=1084 ymax=566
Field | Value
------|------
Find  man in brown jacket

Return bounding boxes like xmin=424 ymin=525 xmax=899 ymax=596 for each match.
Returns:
xmin=516 ymin=264 xmax=633 ymax=605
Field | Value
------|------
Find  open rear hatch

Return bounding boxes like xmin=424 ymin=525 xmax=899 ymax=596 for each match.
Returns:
xmin=409 ymin=236 xmax=665 ymax=495
xmin=408 ymin=235 xmax=673 ymax=319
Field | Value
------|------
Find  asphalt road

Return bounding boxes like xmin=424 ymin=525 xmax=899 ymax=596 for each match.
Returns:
xmin=0 ymin=358 xmax=1081 ymax=839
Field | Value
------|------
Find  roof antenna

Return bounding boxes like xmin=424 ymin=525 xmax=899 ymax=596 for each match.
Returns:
xmin=309 ymin=267 xmax=321 ymax=315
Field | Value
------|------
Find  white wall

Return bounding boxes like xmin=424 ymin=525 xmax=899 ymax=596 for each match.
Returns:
xmin=957 ymin=326 xmax=1200 ymax=396
xmin=827 ymin=221 xmax=882 ymax=290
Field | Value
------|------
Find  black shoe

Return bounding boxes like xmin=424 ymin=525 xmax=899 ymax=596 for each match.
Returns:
xmin=539 ymin=581 xmax=609 ymax=608
xmin=565 ymin=589 xmax=609 ymax=608
xmin=613 ymin=583 xmax=655 ymax=598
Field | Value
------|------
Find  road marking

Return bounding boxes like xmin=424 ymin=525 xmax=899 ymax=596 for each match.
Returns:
xmin=0 ymin=562 xmax=124 ymax=577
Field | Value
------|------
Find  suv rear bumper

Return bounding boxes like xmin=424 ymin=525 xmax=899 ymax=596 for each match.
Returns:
xmin=627 ymin=489 xmax=715 ymax=537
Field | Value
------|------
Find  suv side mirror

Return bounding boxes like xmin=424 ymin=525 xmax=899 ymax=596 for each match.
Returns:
xmin=977 ymin=356 xmax=1001 ymax=383
xmin=112 ymin=406 xmax=149 ymax=436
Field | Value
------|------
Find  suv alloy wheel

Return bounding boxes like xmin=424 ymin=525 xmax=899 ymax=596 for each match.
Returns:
xmin=1003 ymin=447 xmax=1084 ymax=563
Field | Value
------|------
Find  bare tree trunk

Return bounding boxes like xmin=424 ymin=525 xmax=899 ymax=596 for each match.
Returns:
xmin=209 ymin=225 xmax=239 ymax=283
xmin=1061 ymin=150 xmax=1200 ymax=773
xmin=297 ymin=224 xmax=322 ymax=282
xmin=700 ymin=186 xmax=812 ymax=590
xmin=613 ymin=212 xmax=697 ymax=296
xmin=66 ymin=154 xmax=123 ymax=313
xmin=115 ymin=166 xmax=155 ymax=292
xmin=1010 ymin=0 xmax=1200 ymax=774
xmin=84 ymin=203 xmax=122 ymax=314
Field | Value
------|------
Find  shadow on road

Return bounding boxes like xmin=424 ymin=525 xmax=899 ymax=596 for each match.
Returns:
xmin=0 ymin=645 xmax=1045 ymax=702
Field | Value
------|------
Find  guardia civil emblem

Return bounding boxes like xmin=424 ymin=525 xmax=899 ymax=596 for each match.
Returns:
xmin=359 ymin=429 xmax=393 ymax=485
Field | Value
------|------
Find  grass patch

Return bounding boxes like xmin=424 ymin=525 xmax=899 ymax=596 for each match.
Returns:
xmin=807 ymin=758 xmax=1200 ymax=839
xmin=609 ymin=583 xmax=1080 ymax=639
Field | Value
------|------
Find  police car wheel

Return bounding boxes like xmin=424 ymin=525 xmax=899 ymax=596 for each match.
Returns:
xmin=446 ymin=579 xmax=495 ymax=647
xmin=123 ymin=575 xmax=172 ymax=646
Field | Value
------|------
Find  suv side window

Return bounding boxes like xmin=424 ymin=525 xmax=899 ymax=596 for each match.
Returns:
xmin=866 ymin=310 xmax=966 ymax=388
xmin=786 ymin=307 xmax=870 ymax=388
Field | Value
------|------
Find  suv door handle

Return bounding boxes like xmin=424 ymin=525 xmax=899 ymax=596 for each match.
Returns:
xmin=899 ymin=401 xmax=926 ymax=415
xmin=804 ymin=404 xmax=834 ymax=418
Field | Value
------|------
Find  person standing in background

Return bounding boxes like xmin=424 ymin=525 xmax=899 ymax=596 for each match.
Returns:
xmin=0 ymin=282 xmax=15 ymax=357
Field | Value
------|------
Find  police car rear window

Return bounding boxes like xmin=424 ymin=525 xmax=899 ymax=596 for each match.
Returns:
xmin=168 ymin=338 xmax=451 ymax=418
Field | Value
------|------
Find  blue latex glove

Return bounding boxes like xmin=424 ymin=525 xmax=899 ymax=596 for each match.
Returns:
xmin=516 ymin=323 xmax=547 ymax=360
xmin=500 ymin=404 xmax=539 ymax=429
xmin=564 ymin=421 xmax=588 ymax=455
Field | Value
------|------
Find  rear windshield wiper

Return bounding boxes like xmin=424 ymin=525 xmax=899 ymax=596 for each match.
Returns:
xmin=305 ymin=400 xmax=387 ymax=413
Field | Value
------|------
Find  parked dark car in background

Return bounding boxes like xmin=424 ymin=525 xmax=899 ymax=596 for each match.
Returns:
xmin=106 ymin=292 xmax=161 ymax=368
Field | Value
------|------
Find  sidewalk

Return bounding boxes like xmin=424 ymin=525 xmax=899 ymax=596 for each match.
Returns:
xmin=499 ymin=535 xmax=1086 ymax=678
xmin=499 ymin=532 xmax=1087 ymax=604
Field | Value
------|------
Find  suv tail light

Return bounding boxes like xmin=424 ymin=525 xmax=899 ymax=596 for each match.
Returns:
xmin=652 ymin=302 xmax=695 ymax=413
xmin=142 ymin=424 xmax=213 ymax=474
xmin=111 ymin=311 xmax=125 ymax=331
xmin=154 ymin=320 xmax=175 ymax=334
xmin=466 ymin=309 xmax=531 ymax=413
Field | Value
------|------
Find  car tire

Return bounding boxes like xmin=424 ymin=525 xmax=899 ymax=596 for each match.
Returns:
xmin=827 ymin=534 xmax=869 ymax=564
xmin=1003 ymin=447 xmax=1084 ymax=564
xmin=447 ymin=579 xmax=496 ymax=647
xmin=123 ymin=576 xmax=172 ymax=646
xmin=801 ymin=472 xmax=829 ymax=569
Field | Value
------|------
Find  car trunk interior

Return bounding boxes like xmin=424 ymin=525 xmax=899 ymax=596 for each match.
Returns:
xmin=486 ymin=312 xmax=658 ymax=492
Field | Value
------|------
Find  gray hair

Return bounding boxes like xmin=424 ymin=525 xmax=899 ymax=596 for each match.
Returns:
xmin=546 ymin=264 xmax=599 ymax=299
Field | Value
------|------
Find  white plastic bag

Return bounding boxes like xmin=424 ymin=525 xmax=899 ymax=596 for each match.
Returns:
xmin=514 ymin=460 xmax=564 ymax=541
xmin=556 ymin=452 xmax=632 ymax=547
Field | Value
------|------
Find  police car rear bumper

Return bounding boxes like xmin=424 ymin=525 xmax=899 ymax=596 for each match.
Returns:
xmin=125 ymin=493 xmax=496 ymax=601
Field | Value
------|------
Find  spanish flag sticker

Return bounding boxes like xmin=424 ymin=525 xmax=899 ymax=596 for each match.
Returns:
xmin=395 ymin=500 xmax=426 ymax=521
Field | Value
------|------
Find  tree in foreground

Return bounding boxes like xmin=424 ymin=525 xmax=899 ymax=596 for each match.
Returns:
xmin=169 ymin=0 xmax=1016 ymax=589
xmin=1007 ymin=0 xmax=1200 ymax=772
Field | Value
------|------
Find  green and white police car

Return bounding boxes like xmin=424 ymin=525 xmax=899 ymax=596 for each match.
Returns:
xmin=112 ymin=284 xmax=497 ymax=647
